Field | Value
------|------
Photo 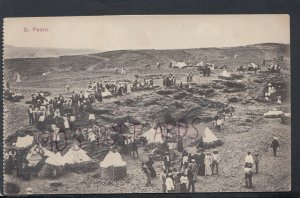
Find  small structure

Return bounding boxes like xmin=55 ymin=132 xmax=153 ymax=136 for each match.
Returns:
xmin=100 ymin=150 xmax=127 ymax=181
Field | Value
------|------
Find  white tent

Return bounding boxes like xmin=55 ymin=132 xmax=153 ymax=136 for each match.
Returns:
xmin=220 ymin=70 xmax=231 ymax=77
xmin=174 ymin=61 xmax=187 ymax=69
xmin=102 ymin=89 xmax=112 ymax=97
xmin=142 ymin=128 xmax=164 ymax=143
xmin=15 ymin=135 xmax=34 ymax=148
xmin=250 ymin=63 xmax=258 ymax=69
xmin=203 ymin=127 xmax=218 ymax=143
xmin=100 ymin=151 xmax=126 ymax=168
xmin=45 ymin=152 xmax=65 ymax=166
xmin=63 ymin=145 xmax=92 ymax=164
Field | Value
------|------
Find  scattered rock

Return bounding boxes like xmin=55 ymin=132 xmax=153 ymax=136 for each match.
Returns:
xmin=228 ymin=96 xmax=241 ymax=103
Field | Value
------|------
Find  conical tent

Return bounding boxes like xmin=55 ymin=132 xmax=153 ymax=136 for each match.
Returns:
xmin=45 ymin=152 xmax=65 ymax=166
xmin=203 ymin=127 xmax=218 ymax=143
xmin=15 ymin=135 xmax=34 ymax=148
xmin=142 ymin=128 xmax=164 ymax=143
xmin=174 ymin=61 xmax=187 ymax=69
xmin=100 ymin=151 xmax=126 ymax=168
xmin=63 ymin=146 xmax=92 ymax=164
xmin=220 ymin=70 xmax=231 ymax=77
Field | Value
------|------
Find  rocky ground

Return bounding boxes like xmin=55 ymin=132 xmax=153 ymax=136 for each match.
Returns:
xmin=4 ymin=67 xmax=291 ymax=194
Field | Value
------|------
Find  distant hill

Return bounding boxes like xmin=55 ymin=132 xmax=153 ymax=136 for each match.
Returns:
xmin=4 ymin=43 xmax=290 ymax=77
xmin=4 ymin=45 xmax=103 ymax=59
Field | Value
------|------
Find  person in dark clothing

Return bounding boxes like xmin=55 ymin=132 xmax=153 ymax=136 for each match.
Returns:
xmin=187 ymin=165 xmax=195 ymax=192
xmin=141 ymin=163 xmax=152 ymax=187
xmin=164 ymin=152 xmax=171 ymax=171
xmin=253 ymin=153 xmax=260 ymax=174
xmin=270 ymin=137 xmax=280 ymax=157
xmin=244 ymin=163 xmax=253 ymax=188
xmin=146 ymin=156 xmax=157 ymax=178
xmin=28 ymin=105 xmax=34 ymax=125
xmin=131 ymin=141 xmax=139 ymax=158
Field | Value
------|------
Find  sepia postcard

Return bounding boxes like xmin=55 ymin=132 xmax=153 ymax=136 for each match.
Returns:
xmin=2 ymin=15 xmax=291 ymax=195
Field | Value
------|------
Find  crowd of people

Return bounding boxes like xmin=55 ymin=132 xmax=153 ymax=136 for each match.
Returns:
xmin=163 ymin=74 xmax=177 ymax=87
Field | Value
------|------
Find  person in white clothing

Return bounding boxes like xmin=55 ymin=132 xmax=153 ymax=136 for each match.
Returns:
xmin=245 ymin=152 xmax=254 ymax=166
xmin=165 ymin=173 xmax=174 ymax=193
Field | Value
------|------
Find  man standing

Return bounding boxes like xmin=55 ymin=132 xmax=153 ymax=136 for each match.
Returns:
xmin=28 ymin=105 xmax=34 ymax=125
xmin=164 ymin=152 xmax=171 ymax=171
xmin=141 ymin=163 xmax=152 ymax=187
xmin=187 ymin=164 xmax=195 ymax=192
xmin=253 ymin=153 xmax=260 ymax=174
xmin=131 ymin=141 xmax=139 ymax=159
xmin=165 ymin=173 xmax=174 ymax=193
xmin=244 ymin=163 xmax=253 ymax=188
xmin=270 ymin=137 xmax=280 ymax=157
xmin=160 ymin=168 xmax=167 ymax=193
xmin=212 ymin=150 xmax=220 ymax=175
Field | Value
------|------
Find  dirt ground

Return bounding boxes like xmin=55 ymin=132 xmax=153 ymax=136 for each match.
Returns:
xmin=4 ymin=67 xmax=291 ymax=194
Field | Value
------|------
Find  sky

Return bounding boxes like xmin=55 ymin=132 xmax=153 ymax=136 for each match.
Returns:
xmin=4 ymin=15 xmax=290 ymax=50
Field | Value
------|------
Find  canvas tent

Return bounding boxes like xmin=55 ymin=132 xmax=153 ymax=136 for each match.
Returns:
xmin=203 ymin=127 xmax=218 ymax=143
xmin=142 ymin=128 xmax=164 ymax=144
xmin=100 ymin=151 xmax=127 ymax=180
xmin=63 ymin=145 xmax=92 ymax=164
xmin=249 ymin=63 xmax=258 ymax=69
xmin=102 ymin=88 xmax=113 ymax=98
xmin=220 ymin=70 xmax=231 ymax=78
xmin=63 ymin=145 xmax=99 ymax=172
xmin=15 ymin=135 xmax=34 ymax=149
xmin=173 ymin=61 xmax=187 ymax=69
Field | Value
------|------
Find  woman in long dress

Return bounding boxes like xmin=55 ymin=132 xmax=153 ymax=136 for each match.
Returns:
xmin=204 ymin=152 xmax=212 ymax=176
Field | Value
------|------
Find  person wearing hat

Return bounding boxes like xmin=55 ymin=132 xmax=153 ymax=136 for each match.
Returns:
xmin=270 ymin=137 xmax=280 ymax=157
xmin=212 ymin=150 xmax=220 ymax=175
xmin=141 ymin=162 xmax=152 ymax=187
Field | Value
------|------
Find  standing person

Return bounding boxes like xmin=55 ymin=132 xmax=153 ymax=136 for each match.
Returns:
xmin=146 ymin=156 xmax=157 ymax=178
xmin=131 ymin=141 xmax=139 ymax=158
xmin=16 ymin=72 xmax=22 ymax=83
xmin=204 ymin=152 xmax=212 ymax=176
xmin=180 ymin=174 xmax=188 ymax=192
xmin=270 ymin=137 xmax=280 ymax=157
xmin=253 ymin=153 xmax=260 ymax=174
xmin=165 ymin=173 xmax=174 ymax=193
xmin=28 ymin=105 xmax=34 ymax=125
xmin=216 ymin=117 xmax=223 ymax=132
xmin=244 ymin=163 xmax=253 ymax=188
xmin=164 ymin=152 xmax=171 ymax=171
xmin=245 ymin=152 xmax=254 ymax=166
xmin=212 ymin=150 xmax=220 ymax=175
xmin=141 ymin=162 xmax=152 ymax=187
xmin=66 ymin=84 xmax=70 ymax=94
xmin=187 ymin=165 xmax=195 ymax=192
xmin=160 ymin=168 xmax=167 ymax=193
